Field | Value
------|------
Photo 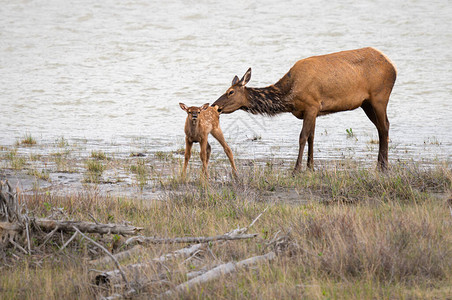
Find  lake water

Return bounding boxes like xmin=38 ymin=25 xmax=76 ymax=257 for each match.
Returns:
xmin=1 ymin=0 xmax=451 ymax=166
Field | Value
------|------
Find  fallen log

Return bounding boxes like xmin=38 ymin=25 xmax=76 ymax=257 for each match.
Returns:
xmin=0 ymin=221 xmax=23 ymax=240
xmin=34 ymin=219 xmax=143 ymax=235
xmin=161 ymin=251 xmax=276 ymax=298
xmin=89 ymin=245 xmax=144 ymax=266
xmin=96 ymin=243 xmax=206 ymax=286
xmin=125 ymin=233 xmax=257 ymax=246
xmin=0 ymin=181 xmax=24 ymax=246
xmin=0 ymin=180 xmax=23 ymax=223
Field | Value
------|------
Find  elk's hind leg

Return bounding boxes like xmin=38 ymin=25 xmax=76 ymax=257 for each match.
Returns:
xmin=361 ymin=99 xmax=390 ymax=170
xmin=294 ymin=109 xmax=318 ymax=174
xmin=199 ymin=139 xmax=209 ymax=179
xmin=182 ymin=138 xmax=193 ymax=178
xmin=206 ymin=142 xmax=211 ymax=164
xmin=211 ymin=128 xmax=238 ymax=177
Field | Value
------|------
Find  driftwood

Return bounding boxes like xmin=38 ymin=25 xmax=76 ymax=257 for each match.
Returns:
xmin=125 ymin=233 xmax=257 ymax=246
xmin=96 ymin=243 xmax=206 ymax=286
xmin=0 ymin=180 xmax=23 ymax=223
xmin=95 ymin=207 xmax=270 ymax=291
xmin=34 ymin=219 xmax=143 ymax=235
xmin=0 ymin=180 xmax=25 ymax=247
xmin=161 ymin=251 xmax=276 ymax=298
xmin=1 ymin=181 xmax=142 ymax=255
xmin=73 ymin=226 xmax=130 ymax=288
xmin=89 ymin=245 xmax=144 ymax=266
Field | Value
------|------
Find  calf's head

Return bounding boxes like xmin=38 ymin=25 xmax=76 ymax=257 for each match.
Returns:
xmin=179 ymin=103 xmax=210 ymax=123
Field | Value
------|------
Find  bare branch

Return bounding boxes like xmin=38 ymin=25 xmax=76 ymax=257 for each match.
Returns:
xmin=59 ymin=231 xmax=78 ymax=252
xmin=72 ymin=226 xmax=130 ymax=288
xmin=125 ymin=233 xmax=257 ymax=246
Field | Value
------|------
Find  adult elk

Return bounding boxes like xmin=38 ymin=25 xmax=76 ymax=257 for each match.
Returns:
xmin=212 ymin=47 xmax=397 ymax=172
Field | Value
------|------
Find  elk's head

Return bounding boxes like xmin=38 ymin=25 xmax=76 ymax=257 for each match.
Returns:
xmin=180 ymin=103 xmax=210 ymax=124
xmin=212 ymin=68 xmax=252 ymax=114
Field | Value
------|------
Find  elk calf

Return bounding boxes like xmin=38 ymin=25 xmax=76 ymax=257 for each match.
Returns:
xmin=179 ymin=103 xmax=238 ymax=179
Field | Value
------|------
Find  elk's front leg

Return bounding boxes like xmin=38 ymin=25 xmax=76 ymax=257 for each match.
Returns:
xmin=199 ymin=139 xmax=209 ymax=179
xmin=182 ymin=138 xmax=192 ymax=178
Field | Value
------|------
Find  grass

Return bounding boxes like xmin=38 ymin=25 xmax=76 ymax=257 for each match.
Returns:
xmin=1 ymin=158 xmax=451 ymax=299
xmin=90 ymin=150 xmax=108 ymax=160
xmin=346 ymin=128 xmax=354 ymax=138
xmin=155 ymin=150 xmax=174 ymax=161
xmin=52 ymin=152 xmax=76 ymax=173
xmin=18 ymin=133 xmax=37 ymax=146
xmin=55 ymin=136 xmax=69 ymax=148
xmin=27 ymin=168 xmax=50 ymax=181
xmin=84 ymin=159 xmax=106 ymax=183
xmin=130 ymin=158 xmax=149 ymax=190
xmin=4 ymin=148 xmax=26 ymax=170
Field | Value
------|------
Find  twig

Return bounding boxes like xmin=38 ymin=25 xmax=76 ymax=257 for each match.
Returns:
xmin=180 ymin=249 xmax=203 ymax=265
xmin=247 ymin=205 xmax=269 ymax=231
xmin=37 ymin=226 xmax=60 ymax=250
xmin=72 ymin=226 xmax=130 ymax=288
xmin=59 ymin=231 xmax=79 ymax=252
xmin=25 ymin=218 xmax=31 ymax=254
xmin=88 ymin=213 xmax=100 ymax=225
xmin=9 ymin=238 xmax=28 ymax=255
xmin=227 ymin=205 xmax=269 ymax=236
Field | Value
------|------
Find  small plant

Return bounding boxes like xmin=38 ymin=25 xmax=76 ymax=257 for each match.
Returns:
xmin=28 ymin=168 xmax=50 ymax=181
xmin=90 ymin=150 xmax=108 ymax=160
xmin=5 ymin=149 xmax=26 ymax=170
xmin=19 ymin=133 xmax=37 ymax=146
xmin=84 ymin=160 xmax=105 ymax=183
xmin=174 ymin=147 xmax=185 ymax=155
xmin=55 ymin=136 xmax=69 ymax=148
xmin=155 ymin=151 xmax=174 ymax=161
xmin=43 ymin=201 xmax=52 ymax=211
xmin=130 ymin=159 xmax=148 ymax=190
xmin=52 ymin=152 xmax=75 ymax=173
xmin=345 ymin=128 xmax=354 ymax=138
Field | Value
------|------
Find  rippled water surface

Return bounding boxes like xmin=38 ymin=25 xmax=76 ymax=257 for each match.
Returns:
xmin=1 ymin=0 xmax=451 ymax=164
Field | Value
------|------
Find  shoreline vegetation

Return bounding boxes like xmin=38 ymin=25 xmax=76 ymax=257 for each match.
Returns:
xmin=1 ymin=137 xmax=451 ymax=299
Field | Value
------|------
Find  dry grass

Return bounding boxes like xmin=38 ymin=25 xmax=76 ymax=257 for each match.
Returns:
xmin=1 ymin=160 xmax=451 ymax=299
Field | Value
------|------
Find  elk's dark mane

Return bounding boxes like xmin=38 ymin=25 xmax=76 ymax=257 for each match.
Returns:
xmin=244 ymin=79 xmax=293 ymax=116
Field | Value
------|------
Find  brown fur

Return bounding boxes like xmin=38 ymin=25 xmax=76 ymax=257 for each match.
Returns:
xmin=212 ymin=47 xmax=397 ymax=172
xmin=179 ymin=103 xmax=238 ymax=179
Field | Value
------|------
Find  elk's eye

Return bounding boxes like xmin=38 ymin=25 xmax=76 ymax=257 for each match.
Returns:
xmin=228 ymin=90 xmax=235 ymax=96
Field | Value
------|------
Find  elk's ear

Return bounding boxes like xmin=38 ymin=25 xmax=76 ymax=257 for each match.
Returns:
xmin=239 ymin=68 xmax=251 ymax=86
xmin=179 ymin=103 xmax=188 ymax=112
xmin=201 ymin=103 xmax=210 ymax=111
xmin=232 ymin=75 xmax=240 ymax=86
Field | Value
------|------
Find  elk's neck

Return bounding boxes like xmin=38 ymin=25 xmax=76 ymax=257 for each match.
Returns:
xmin=244 ymin=83 xmax=293 ymax=116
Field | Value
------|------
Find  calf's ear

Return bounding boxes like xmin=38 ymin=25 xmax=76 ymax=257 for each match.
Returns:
xmin=201 ymin=103 xmax=210 ymax=111
xmin=179 ymin=103 xmax=188 ymax=112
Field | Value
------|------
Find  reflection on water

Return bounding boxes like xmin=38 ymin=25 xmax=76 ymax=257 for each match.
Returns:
xmin=1 ymin=0 xmax=451 ymax=164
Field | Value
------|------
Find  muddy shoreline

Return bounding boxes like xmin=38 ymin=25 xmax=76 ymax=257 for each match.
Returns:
xmin=1 ymin=139 xmax=449 ymax=205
